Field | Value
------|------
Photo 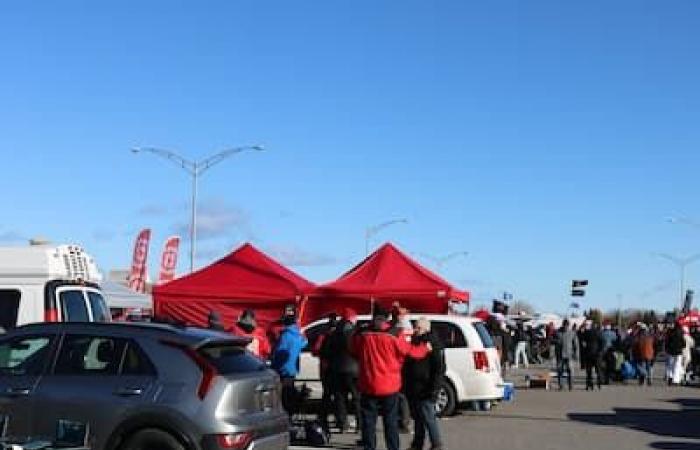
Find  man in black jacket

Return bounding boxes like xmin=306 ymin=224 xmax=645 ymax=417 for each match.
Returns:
xmin=404 ymin=317 xmax=445 ymax=450
xmin=579 ymin=321 xmax=604 ymax=390
xmin=325 ymin=308 xmax=361 ymax=432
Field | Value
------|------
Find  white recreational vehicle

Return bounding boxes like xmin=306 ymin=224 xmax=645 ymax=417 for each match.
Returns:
xmin=0 ymin=243 xmax=110 ymax=330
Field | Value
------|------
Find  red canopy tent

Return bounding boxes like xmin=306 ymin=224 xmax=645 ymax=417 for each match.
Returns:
xmin=302 ymin=243 xmax=469 ymax=325
xmin=153 ymin=243 xmax=315 ymax=330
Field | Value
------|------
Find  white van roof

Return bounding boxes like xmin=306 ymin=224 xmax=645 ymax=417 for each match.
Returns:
xmin=0 ymin=244 xmax=103 ymax=284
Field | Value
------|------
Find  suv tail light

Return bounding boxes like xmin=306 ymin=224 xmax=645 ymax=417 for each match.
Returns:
xmin=163 ymin=341 xmax=218 ymax=399
xmin=216 ymin=432 xmax=253 ymax=449
xmin=473 ymin=350 xmax=489 ymax=372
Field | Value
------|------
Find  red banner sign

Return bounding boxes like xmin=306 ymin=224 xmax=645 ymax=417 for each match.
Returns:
xmin=158 ymin=236 xmax=180 ymax=284
xmin=127 ymin=229 xmax=151 ymax=293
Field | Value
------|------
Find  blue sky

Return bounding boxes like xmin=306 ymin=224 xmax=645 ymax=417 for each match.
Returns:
xmin=1 ymin=1 xmax=699 ymax=313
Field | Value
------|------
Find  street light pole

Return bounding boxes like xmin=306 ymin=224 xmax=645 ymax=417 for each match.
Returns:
xmin=652 ymin=252 xmax=700 ymax=306
xmin=365 ymin=218 xmax=408 ymax=255
xmin=132 ymin=145 xmax=264 ymax=272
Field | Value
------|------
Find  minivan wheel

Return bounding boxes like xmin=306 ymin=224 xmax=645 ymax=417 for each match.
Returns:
xmin=435 ymin=380 xmax=457 ymax=417
xmin=121 ymin=428 xmax=185 ymax=450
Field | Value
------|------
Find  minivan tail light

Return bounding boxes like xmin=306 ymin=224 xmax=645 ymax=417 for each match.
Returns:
xmin=163 ymin=341 xmax=218 ymax=400
xmin=473 ymin=350 xmax=489 ymax=371
xmin=216 ymin=432 xmax=253 ymax=449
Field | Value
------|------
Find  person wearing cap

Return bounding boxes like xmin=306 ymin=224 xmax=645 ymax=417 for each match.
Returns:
xmin=404 ymin=317 xmax=446 ymax=450
xmin=351 ymin=307 xmax=430 ymax=450
xmin=271 ymin=308 xmax=308 ymax=414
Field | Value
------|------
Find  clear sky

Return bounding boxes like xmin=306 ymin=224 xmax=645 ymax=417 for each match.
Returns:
xmin=1 ymin=1 xmax=699 ymax=314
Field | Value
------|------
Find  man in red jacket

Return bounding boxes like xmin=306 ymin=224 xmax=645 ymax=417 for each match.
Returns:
xmin=351 ymin=308 xmax=430 ymax=450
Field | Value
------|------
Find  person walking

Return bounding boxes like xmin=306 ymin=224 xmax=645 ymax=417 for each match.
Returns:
xmin=513 ymin=323 xmax=529 ymax=369
xmin=404 ymin=317 xmax=446 ymax=450
xmin=351 ymin=308 xmax=430 ymax=450
xmin=579 ymin=321 xmax=604 ymax=390
xmin=666 ymin=322 xmax=685 ymax=385
xmin=271 ymin=309 xmax=308 ymax=414
xmin=555 ymin=319 xmax=578 ymax=390
xmin=633 ymin=324 xmax=655 ymax=386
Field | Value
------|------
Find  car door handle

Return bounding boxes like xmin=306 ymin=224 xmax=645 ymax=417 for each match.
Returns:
xmin=3 ymin=387 xmax=31 ymax=397
xmin=113 ymin=387 xmax=143 ymax=397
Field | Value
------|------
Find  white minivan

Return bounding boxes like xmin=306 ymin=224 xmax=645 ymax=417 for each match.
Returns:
xmin=0 ymin=243 xmax=111 ymax=330
xmin=298 ymin=314 xmax=504 ymax=416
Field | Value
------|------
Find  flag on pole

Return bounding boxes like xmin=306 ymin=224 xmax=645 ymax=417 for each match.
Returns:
xmin=158 ymin=236 xmax=180 ymax=284
xmin=127 ymin=229 xmax=151 ymax=293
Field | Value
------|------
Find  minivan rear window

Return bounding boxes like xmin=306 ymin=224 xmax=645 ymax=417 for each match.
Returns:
xmin=199 ymin=344 xmax=266 ymax=374
xmin=0 ymin=290 xmax=20 ymax=331
xmin=473 ymin=321 xmax=495 ymax=348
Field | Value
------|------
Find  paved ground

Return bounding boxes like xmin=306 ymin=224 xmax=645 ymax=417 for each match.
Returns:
xmin=292 ymin=370 xmax=700 ymax=450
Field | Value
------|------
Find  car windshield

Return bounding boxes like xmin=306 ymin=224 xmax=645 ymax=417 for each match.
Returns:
xmin=473 ymin=321 xmax=495 ymax=348
xmin=199 ymin=344 xmax=266 ymax=374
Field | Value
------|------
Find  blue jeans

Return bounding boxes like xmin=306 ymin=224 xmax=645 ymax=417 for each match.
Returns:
xmin=410 ymin=398 xmax=443 ymax=449
xmin=557 ymin=358 xmax=573 ymax=389
xmin=637 ymin=359 xmax=653 ymax=384
xmin=360 ymin=393 xmax=399 ymax=450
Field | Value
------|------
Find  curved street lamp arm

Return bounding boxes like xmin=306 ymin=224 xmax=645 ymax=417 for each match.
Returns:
xmin=132 ymin=147 xmax=196 ymax=174
xmin=367 ymin=218 xmax=408 ymax=238
xmin=440 ymin=251 xmax=470 ymax=264
xmin=197 ymin=145 xmax=264 ymax=174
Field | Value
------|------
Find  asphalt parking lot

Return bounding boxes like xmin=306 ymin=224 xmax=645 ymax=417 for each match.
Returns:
xmin=292 ymin=374 xmax=700 ymax=450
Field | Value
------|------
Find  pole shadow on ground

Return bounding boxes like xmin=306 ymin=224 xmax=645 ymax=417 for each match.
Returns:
xmin=568 ymin=397 xmax=700 ymax=449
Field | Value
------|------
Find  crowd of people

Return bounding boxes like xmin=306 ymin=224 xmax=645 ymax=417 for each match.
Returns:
xmin=205 ymin=303 xmax=446 ymax=450
xmin=487 ymin=315 xmax=700 ymax=389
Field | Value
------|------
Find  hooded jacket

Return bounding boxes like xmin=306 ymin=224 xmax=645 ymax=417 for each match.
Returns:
xmin=271 ymin=323 xmax=308 ymax=377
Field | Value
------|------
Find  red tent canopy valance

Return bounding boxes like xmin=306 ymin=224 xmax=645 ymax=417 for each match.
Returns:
xmin=153 ymin=243 xmax=315 ymax=329
xmin=303 ymin=243 xmax=469 ymax=324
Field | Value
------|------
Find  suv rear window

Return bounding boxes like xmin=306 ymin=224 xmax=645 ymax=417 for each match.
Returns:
xmin=200 ymin=344 xmax=266 ymax=374
xmin=0 ymin=290 xmax=20 ymax=331
xmin=0 ymin=335 xmax=54 ymax=376
xmin=473 ymin=321 xmax=495 ymax=348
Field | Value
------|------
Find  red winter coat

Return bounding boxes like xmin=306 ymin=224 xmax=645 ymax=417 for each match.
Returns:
xmin=351 ymin=329 xmax=429 ymax=396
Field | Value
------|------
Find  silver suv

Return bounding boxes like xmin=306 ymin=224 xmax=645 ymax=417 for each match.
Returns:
xmin=0 ymin=322 xmax=288 ymax=450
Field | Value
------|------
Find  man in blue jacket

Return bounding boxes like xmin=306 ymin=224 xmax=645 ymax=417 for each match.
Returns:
xmin=271 ymin=307 xmax=308 ymax=414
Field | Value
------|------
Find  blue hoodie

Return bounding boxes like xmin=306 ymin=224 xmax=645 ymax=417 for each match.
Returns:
xmin=271 ymin=324 xmax=308 ymax=378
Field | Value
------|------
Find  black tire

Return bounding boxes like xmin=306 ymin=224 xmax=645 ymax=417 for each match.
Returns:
xmin=435 ymin=380 xmax=457 ymax=417
xmin=121 ymin=428 xmax=185 ymax=450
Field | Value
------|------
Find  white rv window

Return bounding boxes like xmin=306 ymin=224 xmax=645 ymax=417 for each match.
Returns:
xmin=59 ymin=290 xmax=89 ymax=322
xmin=0 ymin=290 xmax=20 ymax=332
